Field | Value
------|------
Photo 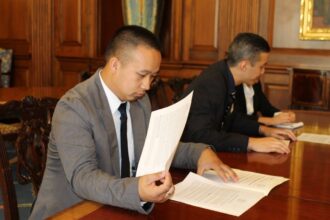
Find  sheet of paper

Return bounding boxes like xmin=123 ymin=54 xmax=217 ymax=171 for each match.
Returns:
xmin=170 ymin=172 xmax=265 ymax=217
xmin=274 ymin=121 xmax=304 ymax=129
xmin=171 ymin=170 xmax=288 ymax=216
xmin=136 ymin=92 xmax=193 ymax=177
xmin=297 ymin=133 xmax=330 ymax=145
xmin=203 ymin=169 xmax=288 ymax=195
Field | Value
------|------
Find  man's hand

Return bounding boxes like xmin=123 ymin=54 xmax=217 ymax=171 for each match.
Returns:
xmin=138 ymin=171 xmax=175 ymax=203
xmin=248 ymin=137 xmax=290 ymax=154
xmin=197 ymin=148 xmax=238 ymax=182
xmin=272 ymin=111 xmax=296 ymax=125
xmin=259 ymin=125 xmax=297 ymax=141
xmin=258 ymin=111 xmax=296 ymax=126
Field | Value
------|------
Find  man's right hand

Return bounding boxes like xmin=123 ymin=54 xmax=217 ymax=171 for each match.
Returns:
xmin=138 ymin=171 xmax=174 ymax=203
xmin=248 ymin=137 xmax=290 ymax=154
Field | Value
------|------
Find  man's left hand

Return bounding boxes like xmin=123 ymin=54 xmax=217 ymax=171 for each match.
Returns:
xmin=197 ymin=148 xmax=238 ymax=182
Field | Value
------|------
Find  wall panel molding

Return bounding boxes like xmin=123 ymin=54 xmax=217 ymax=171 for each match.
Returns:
xmin=54 ymin=0 xmax=97 ymax=57
xmin=218 ymin=0 xmax=260 ymax=59
xmin=182 ymin=0 xmax=219 ymax=61
xmin=31 ymin=0 xmax=52 ymax=86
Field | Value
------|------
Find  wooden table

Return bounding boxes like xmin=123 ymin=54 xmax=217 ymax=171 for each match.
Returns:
xmin=49 ymin=110 xmax=330 ymax=219
xmin=0 ymin=86 xmax=70 ymax=102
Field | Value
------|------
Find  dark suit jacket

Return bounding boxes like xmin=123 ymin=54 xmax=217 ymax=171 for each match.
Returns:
xmin=234 ymin=82 xmax=279 ymax=120
xmin=181 ymin=60 xmax=260 ymax=152
xmin=30 ymin=69 xmax=206 ymax=220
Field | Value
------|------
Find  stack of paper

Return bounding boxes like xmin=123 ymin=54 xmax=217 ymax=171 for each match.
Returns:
xmin=274 ymin=121 xmax=304 ymax=129
xmin=170 ymin=169 xmax=288 ymax=216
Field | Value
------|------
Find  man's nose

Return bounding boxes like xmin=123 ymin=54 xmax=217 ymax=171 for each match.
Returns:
xmin=261 ymin=67 xmax=265 ymax=75
xmin=141 ymin=76 xmax=151 ymax=90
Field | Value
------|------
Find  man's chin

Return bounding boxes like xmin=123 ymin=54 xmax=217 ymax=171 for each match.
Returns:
xmin=131 ymin=93 xmax=146 ymax=100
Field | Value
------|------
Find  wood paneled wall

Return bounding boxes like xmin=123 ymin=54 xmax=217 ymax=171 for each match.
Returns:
xmin=1 ymin=0 xmax=329 ymax=110
xmin=31 ymin=0 xmax=52 ymax=86
xmin=0 ymin=0 xmax=31 ymax=86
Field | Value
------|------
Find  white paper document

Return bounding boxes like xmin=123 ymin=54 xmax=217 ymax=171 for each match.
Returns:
xmin=297 ymin=133 xmax=330 ymax=145
xmin=171 ymin=169 xmax=288 ymax=216
xmin=274 ymin=121 xmax=304 ymax=129
xmin=136 ymin=92 xmax=193 ymax=177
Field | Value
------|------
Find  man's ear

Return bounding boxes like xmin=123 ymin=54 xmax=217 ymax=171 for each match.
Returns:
xmin=108 ymin=57 xmax=120 ymax=72
xmin=238 ymin=60 xmax=249 ymax=72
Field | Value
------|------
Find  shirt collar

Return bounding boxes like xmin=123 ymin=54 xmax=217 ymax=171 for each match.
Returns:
xmin=99 ymin=70 xmax=130 ymax=114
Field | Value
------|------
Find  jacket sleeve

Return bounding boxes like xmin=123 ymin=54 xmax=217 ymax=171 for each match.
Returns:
xmin=172 ymin=142 xmax=206 ymax=169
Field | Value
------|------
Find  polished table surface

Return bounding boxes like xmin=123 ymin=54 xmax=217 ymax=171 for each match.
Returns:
xmin=49 ymin=110 xmax=330 ymax=219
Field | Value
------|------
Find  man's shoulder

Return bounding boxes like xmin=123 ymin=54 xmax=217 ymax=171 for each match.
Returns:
xmin=55 ymin=75 xmax=103 ymax=116
xmin=62 ymin=73 xmax=99 ymax=101
xmin=197 ymin=60 xmax=227 ymax=81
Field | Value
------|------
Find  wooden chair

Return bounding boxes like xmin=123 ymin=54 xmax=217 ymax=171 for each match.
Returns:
xmin=0 ymin=100 xmax=22 ymax=167
xmin=148 ymin=77 xmax=195 ymax=110
xmin=167 ymin=77 xmax=195 ymax=103
xmin=0 ymin=134 xmax=19 ymax=220
xmin=15 ymin=96 xmax=58 ymax=195
xmin=148 ymin=77 xmax=172 ymax=110
xmin=80 ymin=70 xmax=93 ymax=81
xmin=0 ymin=100 xmax=22 ymax=147
xmin=0 ymin=59 xmax=2 ymax=83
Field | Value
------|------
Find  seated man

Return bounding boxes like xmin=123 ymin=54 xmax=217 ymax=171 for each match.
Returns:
xmin=234 ymin=82 xmax=296 ymax=126
xmin=29 ymin=25 xmax=237 ymax=220
xmin=180 ymin=32 xmax=296 ymax=154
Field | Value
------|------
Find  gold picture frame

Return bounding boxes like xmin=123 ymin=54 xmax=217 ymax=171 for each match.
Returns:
xmin=300 ymin=0 xmax=330 ymax=40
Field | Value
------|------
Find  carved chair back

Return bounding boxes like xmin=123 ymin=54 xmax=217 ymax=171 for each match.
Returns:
xmin=15 ymin=96 xmax=58 ymax=194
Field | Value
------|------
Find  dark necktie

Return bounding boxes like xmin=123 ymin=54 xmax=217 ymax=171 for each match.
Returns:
xmin=118 ymin=103 xmax=130 ymax=178
xmin=226 ymin=91 xmax=236 ymax=114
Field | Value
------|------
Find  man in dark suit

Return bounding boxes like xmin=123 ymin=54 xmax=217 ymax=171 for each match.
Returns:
xmin=29 ymin=26 xmax=237 ymax=219
xmin=181 ymin=32 xmax=296 ymax=153
xmin=234 ymin=82 xmax=296 ymax=126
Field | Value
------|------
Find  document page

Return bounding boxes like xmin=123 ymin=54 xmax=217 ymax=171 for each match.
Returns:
xmin=171 ymin=172 xmax=265 ymax=217
xmin=136 ymin=92 xmax=193 ymax=177
xmin=274 ymin=121 xmax=304 ymax=129
xmin=203 ymin=169 xmax=288 ymax=195
xmin=297 ymin=133 xmax=330 ymax=145
xmin=171 ymin=170 xmax=288 ymax=216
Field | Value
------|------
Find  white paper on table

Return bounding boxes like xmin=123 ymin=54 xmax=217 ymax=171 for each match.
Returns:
xmin=297 ymin=133 xmax=330 ymax=145
xmin=274 ymin=121 xmax=304 ymax=129
xmin=136 ymin=92 xmax=193 ymax=177
xmin=171 ymin=170 xmax=288 ymax=216
xmin=203 ymin=169 xmax=288 ymax=195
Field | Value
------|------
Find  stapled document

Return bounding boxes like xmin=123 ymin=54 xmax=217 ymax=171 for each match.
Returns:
xmin=171 ymin=169 xmax=288 ymax=216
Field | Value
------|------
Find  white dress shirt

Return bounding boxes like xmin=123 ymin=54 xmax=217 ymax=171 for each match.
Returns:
xmin=99 ymin=71 xmax=135 ymax=176
xmin=243 ymin=83 xmax=255 ymax=115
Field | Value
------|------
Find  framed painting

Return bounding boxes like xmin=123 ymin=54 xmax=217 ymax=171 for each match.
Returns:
xmin=300 ymin=0 xmax=330 ymax=40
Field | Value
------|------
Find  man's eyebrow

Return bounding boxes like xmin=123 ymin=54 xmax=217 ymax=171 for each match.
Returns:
xmin=137 ymin=70 xmax=159 ymax=75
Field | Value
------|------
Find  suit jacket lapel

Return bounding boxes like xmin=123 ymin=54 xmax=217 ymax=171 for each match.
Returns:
xmin=93 ymin=71 xmax=121 ymax=177
xmin=130 ymin=100 xmax=148 ymax=169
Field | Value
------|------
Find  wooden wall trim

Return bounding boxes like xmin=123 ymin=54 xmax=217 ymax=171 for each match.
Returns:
xmin=31 ymin=0 xmax=52 ymax=86
xmin=218 ymin=0 xmax=261 ymax=59
xmin=169 ymin=0 xmax=183 ymax=61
